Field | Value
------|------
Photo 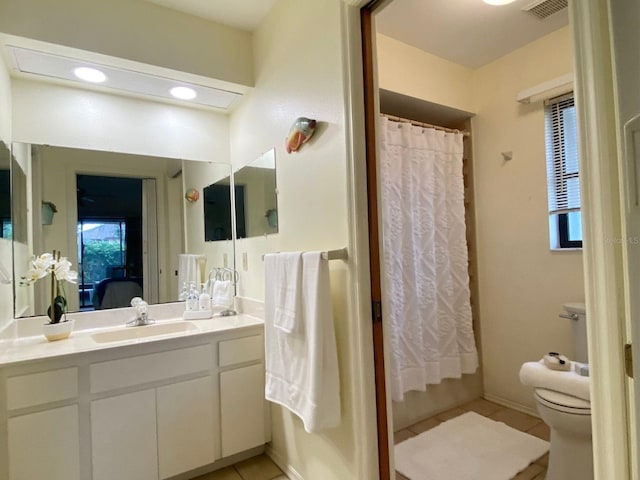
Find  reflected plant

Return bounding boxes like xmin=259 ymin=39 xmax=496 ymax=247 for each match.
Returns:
xmin=21 ymin=250 xmax=78 ymax=324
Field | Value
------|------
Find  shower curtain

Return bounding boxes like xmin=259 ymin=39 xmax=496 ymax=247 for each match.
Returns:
xmin=379 ymin=116 xmax=478 ymax=403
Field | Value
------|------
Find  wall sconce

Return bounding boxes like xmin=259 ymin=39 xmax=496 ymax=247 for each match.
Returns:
xmin=185 ymin=188 xmax=199 ymax=203
xmin=42 ymin=201 xmax=57 ymax=225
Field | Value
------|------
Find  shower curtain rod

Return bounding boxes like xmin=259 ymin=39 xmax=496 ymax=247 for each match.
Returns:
xmin=382 ymin=113 xmax=470 ymax=137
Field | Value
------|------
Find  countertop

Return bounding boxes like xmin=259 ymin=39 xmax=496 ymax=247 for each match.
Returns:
xmin=0 ymin=313 xmax=264 ymax=368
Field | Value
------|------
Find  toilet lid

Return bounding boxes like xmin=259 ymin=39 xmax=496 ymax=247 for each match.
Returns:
xmin=535 ymin=388 xmax=591 ymax=413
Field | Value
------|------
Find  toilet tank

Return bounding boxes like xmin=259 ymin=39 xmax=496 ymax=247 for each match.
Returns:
xmin=563 ymin=303 xmax=588 ymax=363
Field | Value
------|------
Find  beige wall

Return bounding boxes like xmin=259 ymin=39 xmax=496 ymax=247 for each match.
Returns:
xmin=376 ymin=33 xmax=475 ymax=114
xmin=472 ymin=26 xmax=584 ymax=411
xmin=0 ymin=0 xmax=253 ymax=87
xmin=230 ymin=1 xmax=369 ymax=479
xmin=12 ymin=79 xmax=229 ymax=163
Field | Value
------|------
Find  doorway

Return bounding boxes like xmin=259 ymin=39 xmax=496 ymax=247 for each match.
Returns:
xmin=75 ymin=174 xmax=157 ymax=310
xmin=360 ymin=1 xmax=586 ymax=479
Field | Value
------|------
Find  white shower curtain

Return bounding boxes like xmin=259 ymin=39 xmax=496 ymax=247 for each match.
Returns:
xmin=379 ymin=116 xmax=478 ymax=403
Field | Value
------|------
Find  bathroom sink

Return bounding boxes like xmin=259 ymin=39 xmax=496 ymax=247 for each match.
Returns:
xmin=91 ymin=321 xmax=199 ymax=344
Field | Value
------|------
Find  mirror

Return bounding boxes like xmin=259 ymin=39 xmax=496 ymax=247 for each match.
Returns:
xmin=203 ymin=176 xmax=234 ymax=242
xmin=0 ymin=142 xmax=12 ymax=323
xmin=12 ymin=143 xmax=233 ymax=318
xmin=0 ymin=142 xmax=9 ymax=239
xmin=233 ymin=148 xmax=278 ymax=239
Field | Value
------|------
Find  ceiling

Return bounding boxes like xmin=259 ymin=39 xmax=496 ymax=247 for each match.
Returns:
xmin=375 ymin=0 xmax=569 ymax=69
xmin=141 ymin=0 xmax=278 ymax=31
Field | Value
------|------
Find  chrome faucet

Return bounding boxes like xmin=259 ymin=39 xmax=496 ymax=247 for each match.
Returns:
xmin=127 ymin=297 xmax=153 ymax=326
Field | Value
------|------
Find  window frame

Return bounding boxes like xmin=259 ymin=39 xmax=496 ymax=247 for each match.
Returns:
xmin=546 ymin=93 xmax=582 ymax=249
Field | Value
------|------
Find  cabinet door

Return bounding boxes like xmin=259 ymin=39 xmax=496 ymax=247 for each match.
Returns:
xmin=220 ymin=363 xmax=266 ymax=457
xmin=157 ymin=376 xmax=216 ymax=479
xmin=8 ymin=405 xmax=80 ymax=480
xmin=91 ymin=389 xmax=158 ymax=480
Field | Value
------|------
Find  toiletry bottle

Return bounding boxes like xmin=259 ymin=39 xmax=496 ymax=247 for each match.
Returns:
xmin=199 ymin=283 xmax=211 ymax=311
xmin=178 ymin=282 xmax=188 ymax=301
xmin=186 ymin=282 xmax=198 ymax=311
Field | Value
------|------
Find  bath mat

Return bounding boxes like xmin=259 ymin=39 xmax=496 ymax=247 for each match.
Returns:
xmin=395 ymin=411 xmax=549 ymax=480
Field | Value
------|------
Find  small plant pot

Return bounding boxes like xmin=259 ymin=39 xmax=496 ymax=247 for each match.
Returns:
xmin=43 ymin=319 xmax=74 ymax=342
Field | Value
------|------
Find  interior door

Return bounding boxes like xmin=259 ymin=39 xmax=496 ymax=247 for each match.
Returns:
xmin=609 ymin=0 xmax=640 ymax=469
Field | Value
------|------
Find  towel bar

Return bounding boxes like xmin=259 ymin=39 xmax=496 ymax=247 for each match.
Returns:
xmin=261 ymin=247 xmax=348 ymax=261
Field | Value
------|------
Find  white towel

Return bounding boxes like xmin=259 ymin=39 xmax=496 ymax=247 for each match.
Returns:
xmin=520 ymin=360 xmax=590 ymax=401
xmin=177 ymin=254 xmax=199 ymax=297
xmin=265 ymin=252 xmax=303 ymax=334
xmin=264 ymin=251 xmax=341 ymax=433
xmin=212 ymin=280 xmax=234 ymax=308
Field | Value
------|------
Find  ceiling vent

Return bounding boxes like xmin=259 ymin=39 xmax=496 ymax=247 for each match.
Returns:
xmin=522 ymin=0 xmax=568 ymax=20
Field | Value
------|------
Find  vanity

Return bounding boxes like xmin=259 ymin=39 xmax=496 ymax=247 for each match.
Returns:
xmin=0 ymin=310 xmax=268 ymax=480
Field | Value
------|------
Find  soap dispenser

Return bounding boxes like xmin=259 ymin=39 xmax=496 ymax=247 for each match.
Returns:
xmin=199 ymin=283 xmax=211 ymax=311
xmin=185 ymin=282 xmax=199 ymax=312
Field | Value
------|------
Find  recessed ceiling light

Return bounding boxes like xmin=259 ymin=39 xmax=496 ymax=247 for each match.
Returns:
xmin=170 ymin=86 xmax=197 ymax=100
xmin=483 ymin=0 xmax=517 ymax=4
xmin=73 ymin=66 xmax=107 ymax=83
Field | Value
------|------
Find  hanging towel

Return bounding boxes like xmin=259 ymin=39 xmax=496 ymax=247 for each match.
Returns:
xmin=266 ymin=252 xmax=303 ymax=334
xmin=264 ymin=251 xmax=341 ymax=433
xmin=212 ymin=280 xmax=234 ymax=308
xmin=520 ymin=360 xmax=590 ymax=401
xmin=177 ymin=254 xmax=199 ymax=296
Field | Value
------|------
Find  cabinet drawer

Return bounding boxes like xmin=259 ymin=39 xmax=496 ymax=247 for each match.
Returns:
xmin=90 ymin=344 xmax=213 ymax=393
xmin=7 ymin=367 xmax=78 ymax=410
xmin=219 ymin=335 xmax=263 ymax=367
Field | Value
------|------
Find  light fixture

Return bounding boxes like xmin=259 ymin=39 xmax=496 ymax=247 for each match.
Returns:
xmin=170 ymin=86 xmax=197 ymax=100
xmin=482 ymin=0 xmax=517 ymax=5
xmin=73 ymin=66 xmax=107 ymax=83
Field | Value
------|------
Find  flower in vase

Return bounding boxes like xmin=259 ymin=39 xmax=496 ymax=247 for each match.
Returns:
xmin=21 ymin=250 xmax=78 ymax=324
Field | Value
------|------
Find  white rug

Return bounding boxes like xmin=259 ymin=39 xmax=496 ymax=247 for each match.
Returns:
xmin=395 ymin=411 xmax=549 ymax=480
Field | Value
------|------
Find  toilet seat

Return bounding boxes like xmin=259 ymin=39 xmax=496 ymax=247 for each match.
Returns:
xmin=535 ymin=388 xmax=591 ymax=415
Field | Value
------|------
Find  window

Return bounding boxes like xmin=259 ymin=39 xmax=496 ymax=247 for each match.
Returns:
xmin=77 ymin=220 xmax=127 ymax=308
xmin=545 ymin=93 xmax=582 ymax=248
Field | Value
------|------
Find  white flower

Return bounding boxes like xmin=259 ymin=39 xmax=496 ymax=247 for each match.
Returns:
xmin=20 ymin=252 xmax=78 ymax=286
xmin=21 ymin=253 xmax=55 ymax=285
xmin=54 ymin=257 xmax=78 ymax=284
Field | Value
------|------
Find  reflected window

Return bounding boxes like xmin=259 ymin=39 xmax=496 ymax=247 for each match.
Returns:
xmin=77 ymin=220 xmax=127 ymax=308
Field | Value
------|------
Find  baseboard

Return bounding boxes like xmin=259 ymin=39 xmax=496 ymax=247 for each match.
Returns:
xmin=265 ymin=444 xmax=304 ymax=480
xmin=483 ymin=392 xmax=540 ymax=418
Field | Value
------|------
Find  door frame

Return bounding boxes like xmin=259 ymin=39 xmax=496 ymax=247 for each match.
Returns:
xmin=360 ymin=3 xmax=390 ymax=479
xmin=569 ymin=1 xmax=632 ymax=478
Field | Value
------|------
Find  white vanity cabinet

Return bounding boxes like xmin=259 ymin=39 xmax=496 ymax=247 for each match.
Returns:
xmin=4 ymin=367 xmax=81 ymax=480
xmin=91 ymin=389 xmax=159 ymax=480
xmin=218 ymin=334 xmax=267 ymax=457
xmin=7 ymin=404 xmax=81 ymax=480
xmin=157 ymin=376 xmax=216 ymax=479
xmin=0 ymin=324 xmax=266 ymax=480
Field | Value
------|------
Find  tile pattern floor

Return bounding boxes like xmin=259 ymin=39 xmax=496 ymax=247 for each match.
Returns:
xmin=193 ymin=399 xmax=546 ymax=480
xmin=193 ymin=454 xmax=287 ymax=480
xmin=394 ymin=398 xmax=550 ymax=480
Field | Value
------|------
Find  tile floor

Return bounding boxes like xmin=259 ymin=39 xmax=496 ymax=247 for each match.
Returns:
xmin=193 ymin=398 xmax=547 ymax=480
xmin=394 ymin=398 xmax=550 ymax=480
xmin=193 ymin=454 xmax=287 ymax=480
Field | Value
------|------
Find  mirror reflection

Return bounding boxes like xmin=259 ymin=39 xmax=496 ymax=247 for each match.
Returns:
xmin=12 ymin=143 xmax=233 ymax=318
xmin=0 ymin=142 xmax=11 ymax=315
xmin=234 ymin=148 xmax=278 ymax=239
xmin=0 ymin=143 xmax=9 ymax=239
xmin=203 ymin=176 xmax=234 ymax=242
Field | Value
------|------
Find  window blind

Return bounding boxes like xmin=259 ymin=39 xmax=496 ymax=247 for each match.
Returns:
xmin=545 ymin=93 xmax=580 ymax=215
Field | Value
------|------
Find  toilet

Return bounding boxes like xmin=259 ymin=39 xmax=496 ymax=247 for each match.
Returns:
xmin=520 ymin=303 xmax=593 ymax=480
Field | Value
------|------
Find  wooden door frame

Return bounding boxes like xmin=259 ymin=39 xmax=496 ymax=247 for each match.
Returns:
xmin=360 ymin=2 xmax=391 ymax=479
